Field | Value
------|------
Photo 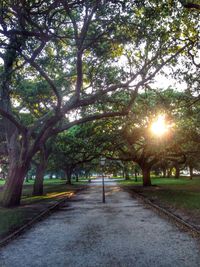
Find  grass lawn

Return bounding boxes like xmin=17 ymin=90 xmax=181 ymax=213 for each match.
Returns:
xmin=117 ymin=176 xmax=197 ymax=186
xmin=0 ymin=178 xmax=88 ymax=240
xmin=119 ymin=176 xmax=200 ymax=227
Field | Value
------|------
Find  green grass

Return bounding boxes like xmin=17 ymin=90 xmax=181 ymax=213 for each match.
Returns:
xmin=117 ymin=177 xmax=143 ymax=185
xmin=119 ymin=176 xmax=200 ymax=221
xmin=0 ymin=177 xmax=88 ymax=187
xmin=117 ymin=176 xmax=199 ymax=186
xmin=0 ymin=178 xmax=88 ymax=239
xmin=142 ymin=189 xmax=200 ymax=210
xmin=0 ymin=180 xmax=5 ymax=185
xmin=109 ymin=176 xmax=124 ymax=179
xmin=0 ymin=209 xmax=26 ymax=238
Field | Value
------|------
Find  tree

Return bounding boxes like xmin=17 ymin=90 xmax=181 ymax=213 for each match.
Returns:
xmin=173 ymin=93 xmax=200 ymax=179
xmin=0 ymin=1 xmax=198 ymax=206
xmin=102 ymin=89 xmax=190 ymax=186
xmin=32 ymin=143 xmax=52 ymax=196
xmin=49 ymin=124 xmax=102 ymax=184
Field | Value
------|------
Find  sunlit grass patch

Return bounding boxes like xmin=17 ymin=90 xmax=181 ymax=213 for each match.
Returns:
xmin=22 ymin=191 xmax=74 ymax=204
xmin=0 ymin=179 xmax=87 ymax=240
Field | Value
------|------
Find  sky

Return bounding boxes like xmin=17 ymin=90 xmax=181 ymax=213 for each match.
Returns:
xmin=154 ymin=74 xmax=187 ymax=91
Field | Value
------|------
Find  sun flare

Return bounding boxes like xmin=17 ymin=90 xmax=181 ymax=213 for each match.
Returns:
xmin=150 ymin=114 xmax=169 ymax=136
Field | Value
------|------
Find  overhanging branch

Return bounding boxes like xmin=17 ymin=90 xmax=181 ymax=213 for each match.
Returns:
xmin=52 ymin=110 xmax=128 ymax=135
xmin=0 ymin=107 xmax=27 ymax=134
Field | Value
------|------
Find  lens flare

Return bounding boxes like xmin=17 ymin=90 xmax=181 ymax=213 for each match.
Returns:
xmin=150 ymin=114 xmax=169 ymax=136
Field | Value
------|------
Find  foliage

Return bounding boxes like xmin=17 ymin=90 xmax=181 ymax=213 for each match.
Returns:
xmin=0 ymin=0 xmax=199 ymax=205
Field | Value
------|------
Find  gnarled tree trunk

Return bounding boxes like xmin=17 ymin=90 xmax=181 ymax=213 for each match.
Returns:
xmin=0 ymin=36 xmax=32 ymax=207
xmin=2 ymin=151 xmax=30 ymax=207
xmin=141 ymin=166 xmax=151 ymax=186
xmin=1 ymin=136 xmax=32 ymax=207
xmin=2 ymin=166 xmax=28 ymax=207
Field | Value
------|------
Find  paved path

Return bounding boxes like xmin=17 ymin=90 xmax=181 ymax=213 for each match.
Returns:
xmin=0 ymin=178 xmax=200 ymax=267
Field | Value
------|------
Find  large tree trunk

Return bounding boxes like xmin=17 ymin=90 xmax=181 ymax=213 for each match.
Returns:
xmin=33 ymin=162 xmax=46 ymax=196
xmin=64 ymin=167 xmax=72 ymax=185
xmin=175 ymin=164 xmax=180 ymax=179
xmin=141 ymin=167 xmax=152 ymax=186
xmin=2 ymin=162 xmax=29 ymax=207
xmin=0 ymin=34 xmax=31 ymax=207
xmin=33 ymin=165 xmax=45 ymax=195
xmin=0 ymin=132 xmax=32 ymax=207
xmin=66 ymin=172 xmax=72 ymax=184
xmin=1 ymin=127 xmax=31 ymax=207
xmin=189 ymin=165 xmax=193 ymax=180
xmin=0 ymin=37 xmax=31 ymax=207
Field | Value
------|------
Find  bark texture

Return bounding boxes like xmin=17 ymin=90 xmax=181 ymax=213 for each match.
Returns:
xmin=141 ymin=167 xmax=152 ymax=186
xmin=189 ymin=165 xmax=193 ymax=180
xmin=64 ymin=167 xmax=73 ymax=185
xmin=175 ymin=164 xmax=180 ymax=179
xmin=2 ymin=162 xmax=29 ymax=207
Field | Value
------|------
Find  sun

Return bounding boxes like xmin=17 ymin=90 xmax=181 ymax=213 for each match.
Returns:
xmin=150 ymin=114 xmax=169 ymax=136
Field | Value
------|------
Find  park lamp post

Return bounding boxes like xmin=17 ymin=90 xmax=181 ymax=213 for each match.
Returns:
xmin=100 ymin=156 xmax=106 ymax=203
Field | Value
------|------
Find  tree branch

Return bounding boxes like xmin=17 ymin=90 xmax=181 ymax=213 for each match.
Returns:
xmin=144 ymin=42 xmax=190 ymax=82
xmin=20 ymin=52 xmax=62 ymax=111
xmin=183 ymin=2 xmax=200 ymax=10
xmin=0 ymin=107 xmax=27 ymax=133
xmin=52 ymin=110 xmax=128 ymax=135
xmin=79 ymin=1 xmax=100 ymax=48
xmin=61 ymin=0 xmax=78 ymax=41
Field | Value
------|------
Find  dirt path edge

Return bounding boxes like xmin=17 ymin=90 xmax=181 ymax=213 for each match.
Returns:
xmin=122 ymin=186 xmax=200 ymax=238
xmin=0 ymin=191 xmax=78 ymax=247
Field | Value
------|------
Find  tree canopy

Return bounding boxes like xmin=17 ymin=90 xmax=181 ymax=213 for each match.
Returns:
xmin=0 ymin=0 xmax=199 ymax=206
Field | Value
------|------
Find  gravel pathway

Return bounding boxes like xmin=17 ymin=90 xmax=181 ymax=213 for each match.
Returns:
xmin=0 ymin=178 xmax=200 ymax=267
